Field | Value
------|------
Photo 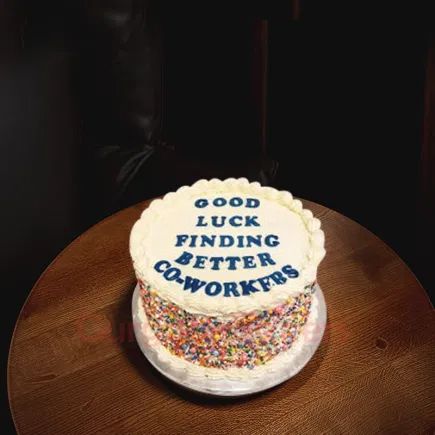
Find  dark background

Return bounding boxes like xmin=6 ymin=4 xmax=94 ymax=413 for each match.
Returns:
xmin=1 ymin=0 xmax=434 ymax=431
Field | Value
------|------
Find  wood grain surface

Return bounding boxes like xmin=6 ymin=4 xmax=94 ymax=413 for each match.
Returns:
xmin=8 ymin=199 xmax=435 ymax=434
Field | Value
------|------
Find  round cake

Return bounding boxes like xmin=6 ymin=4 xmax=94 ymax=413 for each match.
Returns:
xmin=130 ymin=178 xmax=326 ymax=383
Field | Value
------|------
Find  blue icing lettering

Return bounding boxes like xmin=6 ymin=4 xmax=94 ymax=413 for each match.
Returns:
xmin=211 ymin=216 xmax=226 ymax=227
xmin=245 ymin=215 xmax=260 ymax=227
xmin=194 ymin=198 xmax=208 ymax=208
xmin=210 ymin=257 xmax=224 ymax=270
xmin=229 ymin=197 xmax=243 ymax=206
xmin=236 ymin=235 xmax=245 ymax=247
xmin=196 ymin=216 xmax=207 ymax=227
xmin=269 ymin=271 xmax=287 ymax=285
xmin=224 ymin=282 xmax=240 ymax=297
xmin=163 ymin=267 xmax=182 ymax=281
xmin=242 ymin=256 xmax=256 ymax=268
xmin=228 ymin=215 xmax=243 ymax=227
xmin=192 ymin=215 xmax=260 ymax=227
xmin=257 ymin=276 xmax=272 ymax=292
xmin=219 ymin=235 xmax=233 ymax=247
xmin=265 ymin=234 xmax=280 ymax=247
xmin=282 ymin=264 xmax=299 ymax=278
xmin=183 ymin=276 xmax=206 ymax=293
xmin=173 ymin=251 xmax=278 ymax=270
xmin=154 ymin=191 xmax=298 ymax=298
xmin=154 ymin=260 xmax=170 ymax=272
xmin=200 ymin=235 xmax=216 ymax=246
xmin=212 ymin=197 xmax=226 ymax=207
xmin=175 ymin=234 xmax=189 ymax=246
xmin=173 ymin=234 xmax=279 ymax=248
xmin=189 ymin=235 xmax=198 ymax=247
xmin=258 ymin=252 xmax=276 ymax=266
xmin=152 ymin=261 xmax=300 ymax=297
xmin=246 ymin=235 xmax=261 ymax=247
xmin=174 ymin=251 xmax=193 ymax=266
xmin=246 ymin=197 xmax=260 ymax=208
xmin=225 ymin=256 xmax=241 ymax=270
xmin=205 ymin=281 xmax=222 ymax=296
xmin=194 ymin=197 xmax=260 ymax=208
xmin=193 ymin=255 xmax=207 ymax=269
xmin=240 ymin=280 xmax=260 ymax=295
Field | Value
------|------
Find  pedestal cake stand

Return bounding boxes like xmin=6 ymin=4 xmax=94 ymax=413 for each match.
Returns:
xmin=132 ymin=284 xmax=327 ymax=396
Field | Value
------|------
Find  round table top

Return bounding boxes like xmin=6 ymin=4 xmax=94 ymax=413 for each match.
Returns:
xmin=8 ymin=199 xmax=435 ymax=434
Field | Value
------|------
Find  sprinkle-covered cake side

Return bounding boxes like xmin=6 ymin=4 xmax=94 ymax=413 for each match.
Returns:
xmin=139 ymin=280 xmax=315 ymax=370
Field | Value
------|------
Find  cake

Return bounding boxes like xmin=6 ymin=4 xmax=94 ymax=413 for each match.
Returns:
xmin=130 ymin=178 xmax=326 ymax=380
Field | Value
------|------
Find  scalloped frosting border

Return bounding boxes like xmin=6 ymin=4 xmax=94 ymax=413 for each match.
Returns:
xmin=130 ymin=178 xmax=326 ymax=315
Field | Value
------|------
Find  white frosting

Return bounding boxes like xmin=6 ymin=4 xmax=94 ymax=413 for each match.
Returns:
xmin=130 ymin=178 xmax=325 ymax=315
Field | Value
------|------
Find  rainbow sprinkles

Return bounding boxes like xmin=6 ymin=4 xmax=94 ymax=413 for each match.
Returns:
xmin=140 ymin=281 xmax=315 ymax=369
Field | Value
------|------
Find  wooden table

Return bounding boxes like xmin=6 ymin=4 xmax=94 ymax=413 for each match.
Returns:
xmin=8 ymin=200 xmax=435 ymax=434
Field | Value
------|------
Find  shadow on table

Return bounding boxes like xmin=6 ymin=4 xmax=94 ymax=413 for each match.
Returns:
xmin=114 ymin=286 xmax=329 ymax=407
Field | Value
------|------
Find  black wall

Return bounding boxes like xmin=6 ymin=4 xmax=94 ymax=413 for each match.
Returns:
xmin=269 ymin=16 xmax=427 ymax=288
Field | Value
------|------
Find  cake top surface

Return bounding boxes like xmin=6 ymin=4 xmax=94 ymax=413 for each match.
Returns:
xmin=130 ymin=178 xmax=325 ymax=315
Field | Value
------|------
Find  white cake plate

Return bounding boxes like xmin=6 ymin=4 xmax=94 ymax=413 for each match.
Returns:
xmin=132 ymin=283 xmax=327 ymax=397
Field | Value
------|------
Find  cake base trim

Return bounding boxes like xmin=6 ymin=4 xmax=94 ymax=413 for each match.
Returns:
xmin=132 ymin=283 xmax=327 ymax=396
